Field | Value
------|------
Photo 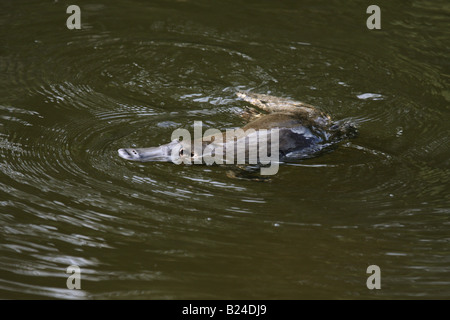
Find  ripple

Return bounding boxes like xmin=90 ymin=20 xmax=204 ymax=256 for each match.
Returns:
xmin=1 ymin=0 xmax=449 ymax=300
xmin=357 ymin=93 xmax=385 ymax=100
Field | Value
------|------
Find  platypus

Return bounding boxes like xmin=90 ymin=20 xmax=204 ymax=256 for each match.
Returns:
xmin=118 ymin=92 xmax=356 ymax=174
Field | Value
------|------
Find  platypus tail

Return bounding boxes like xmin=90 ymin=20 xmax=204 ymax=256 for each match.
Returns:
xmin=329 ymin=121 xmax=358 ymax=141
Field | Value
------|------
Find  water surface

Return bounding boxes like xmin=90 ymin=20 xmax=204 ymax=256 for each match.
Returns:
xmin=1 ymin=0 xmax=449 ymax=299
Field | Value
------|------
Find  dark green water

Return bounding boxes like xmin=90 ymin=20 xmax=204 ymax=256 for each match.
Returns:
xmin=1 ymin=0 xmax=449 ymax=299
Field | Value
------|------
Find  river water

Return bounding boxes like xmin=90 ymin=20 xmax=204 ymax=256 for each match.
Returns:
xmin=1 ymin=0 xmax=449 ymax=299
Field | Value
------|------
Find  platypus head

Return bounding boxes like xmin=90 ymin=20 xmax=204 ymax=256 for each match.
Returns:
xmin=118 ymin=139 xmax=196 ymax=163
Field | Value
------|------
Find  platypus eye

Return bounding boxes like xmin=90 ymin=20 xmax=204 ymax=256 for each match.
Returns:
xmin=179 ymin=148 xmax=195 ymax=157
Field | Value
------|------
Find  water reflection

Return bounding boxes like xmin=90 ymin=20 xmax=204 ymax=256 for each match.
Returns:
xmin=0 ymin=0 xmax=449 ymax=299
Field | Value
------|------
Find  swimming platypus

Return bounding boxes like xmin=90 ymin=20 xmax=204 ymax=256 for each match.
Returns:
xmin=118 ymin=92 xmax=356 ymax=174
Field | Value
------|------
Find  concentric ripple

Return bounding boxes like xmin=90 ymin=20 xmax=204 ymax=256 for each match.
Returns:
xmin=1 ymin=0 xmax=449 ymax=299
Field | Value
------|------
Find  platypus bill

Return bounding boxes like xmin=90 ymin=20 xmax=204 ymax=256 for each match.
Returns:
xmin=118 ymin=91 xmax=357 ymax=166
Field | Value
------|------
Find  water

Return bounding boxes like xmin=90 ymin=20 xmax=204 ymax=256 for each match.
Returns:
xmin=1 ymin=0 xmax=449 ymax=299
